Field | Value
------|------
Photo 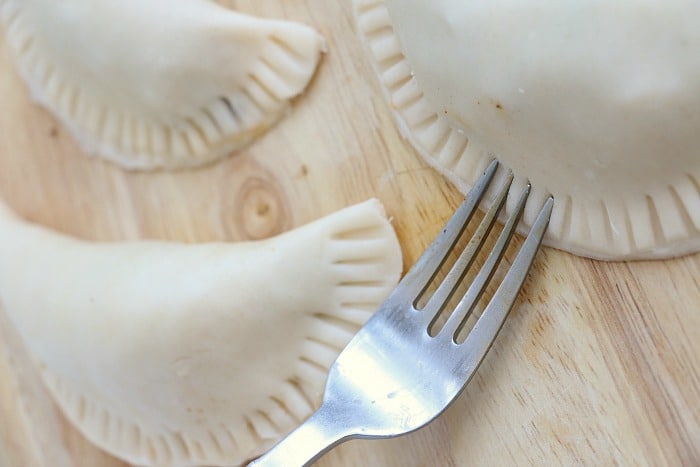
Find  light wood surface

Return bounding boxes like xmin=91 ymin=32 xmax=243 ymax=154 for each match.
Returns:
xmin=1 ymin=2 xmax=699 ymax=466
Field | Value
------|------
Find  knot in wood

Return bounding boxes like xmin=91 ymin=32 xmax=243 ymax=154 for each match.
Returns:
xmin=233 ymin=176 xmax=289 ymax=240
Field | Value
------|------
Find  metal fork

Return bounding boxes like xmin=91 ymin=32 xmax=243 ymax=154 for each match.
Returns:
xmin=248 ymin=160 xmax=553 ymax=467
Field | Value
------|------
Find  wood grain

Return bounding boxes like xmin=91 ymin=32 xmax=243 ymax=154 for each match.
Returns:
xmin=1 ymin=1 xmax=699 ymax=466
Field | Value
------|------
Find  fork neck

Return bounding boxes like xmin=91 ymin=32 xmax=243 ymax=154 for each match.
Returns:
xmin=247 ymin=401 xmax=356 ymax=467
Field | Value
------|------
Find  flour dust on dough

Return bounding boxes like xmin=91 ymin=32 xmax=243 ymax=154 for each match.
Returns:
xmin=0 ymin=199 xmax=402 ymax=465
xmin=0 ymin=0 xmax=324 ymax=170
xmin=355 ymin=0 xmax=700 ymax=259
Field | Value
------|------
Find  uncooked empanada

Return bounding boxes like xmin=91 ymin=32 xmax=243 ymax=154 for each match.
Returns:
xmin=355 ymin=0 xmax=700 ymax=259
xmin=0 ymin=199 xmax=402 ymax=465
xmin=0 ymin=0 xmax=324 ymax=169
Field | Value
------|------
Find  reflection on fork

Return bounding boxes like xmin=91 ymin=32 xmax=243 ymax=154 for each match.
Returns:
xmin=249 ymin=160 xmax=553 ymax=466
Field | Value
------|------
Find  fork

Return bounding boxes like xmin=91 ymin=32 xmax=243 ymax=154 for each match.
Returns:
xmin=248 ymin=160 xmax=553 ymax=467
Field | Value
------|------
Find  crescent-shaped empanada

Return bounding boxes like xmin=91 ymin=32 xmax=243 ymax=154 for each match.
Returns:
xmin=355 ymin=0 xmax=700 ymax=259
xmin=0 ymin=199 xmax=402 ymax=465
xmin=0 ymin=0 xmax=324 ymax=169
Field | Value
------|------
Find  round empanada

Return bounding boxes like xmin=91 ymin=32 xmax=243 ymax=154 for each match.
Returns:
xmin=355 ymin=0 xmax=700 ymax=259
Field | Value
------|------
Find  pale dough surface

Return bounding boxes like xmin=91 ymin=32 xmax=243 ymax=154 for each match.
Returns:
xmin=356 ymin=0 xmax=700 ymax=259
xmin=0 ymin=199 xmax=402 ymax=466
xmin=0 ymin=0 xmax=324 ymax=169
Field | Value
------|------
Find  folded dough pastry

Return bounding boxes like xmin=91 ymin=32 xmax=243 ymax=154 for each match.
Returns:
xmin=355 ymin=0 xmax=700 ymax=259
xmin=0 ymin=0 xmax=324 ymax=169
xmin=0 ymin=199 xmax=402 ymax=466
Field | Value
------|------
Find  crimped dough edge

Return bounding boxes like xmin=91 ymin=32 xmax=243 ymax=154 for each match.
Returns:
xmin=0 ymin=0 xmax=325 ymax=170
xmin=353 ymin=0 xmax=700 ymax=260
xmin=0 ymin=199 xmax=402 ymax=466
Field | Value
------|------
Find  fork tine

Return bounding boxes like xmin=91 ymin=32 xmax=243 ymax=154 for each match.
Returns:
xmin=420 ymin=171 xmax=514 ymax=328
xmin=456 ymin=196 xmax=553 ymax=376
xmin=394 ymin=159 xmax=499 ymax=302
xmin=439 ymin=183 xmax=531 ymax=341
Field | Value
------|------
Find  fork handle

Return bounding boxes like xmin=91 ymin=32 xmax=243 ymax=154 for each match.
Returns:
xmin=247 ymin=402 xmax=353 ymax=467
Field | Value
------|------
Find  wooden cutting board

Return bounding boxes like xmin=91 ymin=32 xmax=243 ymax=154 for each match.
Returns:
xmin=1 ymin=2 xmax=698 ymax=466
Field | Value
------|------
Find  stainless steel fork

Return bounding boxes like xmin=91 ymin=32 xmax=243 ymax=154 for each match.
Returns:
xmin=249 ymin=160 xmax=553 ymax=467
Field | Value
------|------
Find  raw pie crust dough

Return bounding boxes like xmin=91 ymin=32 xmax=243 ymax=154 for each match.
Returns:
xmin=355 ymin=0 xmax=700 ymax=260
xmin=0 ymin=199 xmax=402 ymax=466
xmin=0 ymin=0 xmax=324 ymax=170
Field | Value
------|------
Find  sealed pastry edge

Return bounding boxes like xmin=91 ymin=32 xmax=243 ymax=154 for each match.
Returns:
xmin=0 ymin=0 xmax=326 ymax=170
xmin=353 ymin=0 xmax=700 ymax=260
xmin=0 ymin=198 xmax=403 ymax=466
